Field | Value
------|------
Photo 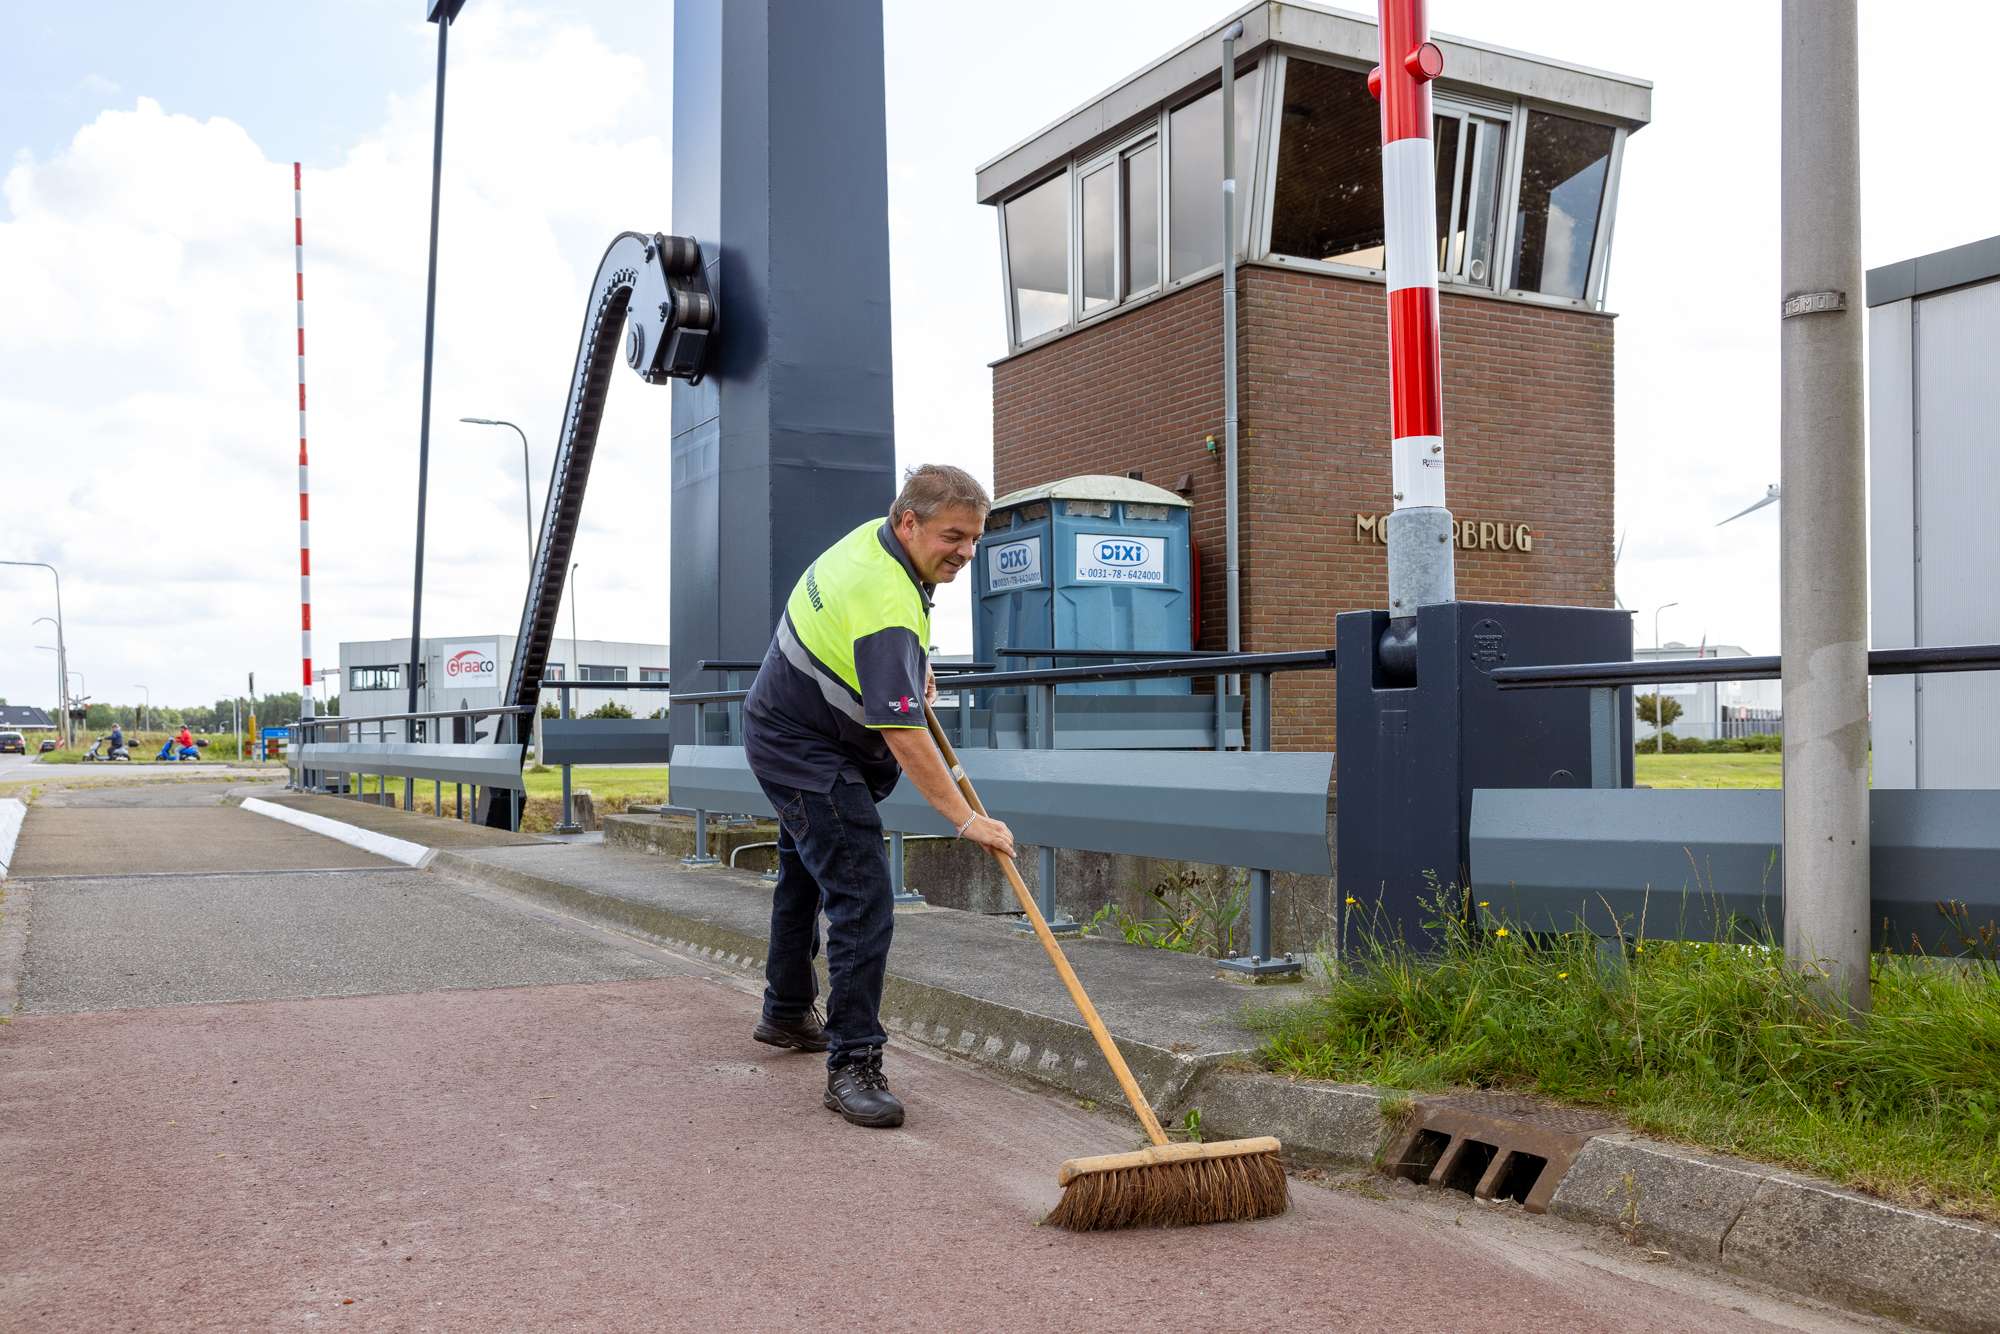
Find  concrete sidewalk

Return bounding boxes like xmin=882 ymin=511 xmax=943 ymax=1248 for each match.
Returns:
xmin=428 ymin=835 xmax=1306 ymax=1112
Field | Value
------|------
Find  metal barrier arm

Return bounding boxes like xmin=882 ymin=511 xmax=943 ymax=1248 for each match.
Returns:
xmin=1492 ymin=641 xmax=2000 ymax=690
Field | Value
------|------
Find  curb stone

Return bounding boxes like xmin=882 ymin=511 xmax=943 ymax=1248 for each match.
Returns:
xmin=427 ymin=847 xmax=1235 ymax=1111
xmin=1187 ymin=1072 xmax=2000 ymax=1334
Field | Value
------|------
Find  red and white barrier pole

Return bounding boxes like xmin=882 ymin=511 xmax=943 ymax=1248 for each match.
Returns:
xmin=294 ymin=162 xmax=315 ymax=724
xmin=1370 ymin=0 xmax=1455 ymax=631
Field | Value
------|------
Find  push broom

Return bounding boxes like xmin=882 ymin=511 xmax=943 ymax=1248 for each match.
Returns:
xmin=922 ymin=703 xmax=1288 ymax=1230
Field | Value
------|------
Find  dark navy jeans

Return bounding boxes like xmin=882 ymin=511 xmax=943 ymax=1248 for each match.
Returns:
xmin=756 ymin=776 xmax=893 ymax=1068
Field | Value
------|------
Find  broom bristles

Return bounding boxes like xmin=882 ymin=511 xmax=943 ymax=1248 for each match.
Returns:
xmin=1044 ymin=1147 xmax=1288 ymax=1231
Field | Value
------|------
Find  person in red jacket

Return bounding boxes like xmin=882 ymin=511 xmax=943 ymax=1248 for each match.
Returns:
xmin=175 ymin=724 xmax=194 ymax=755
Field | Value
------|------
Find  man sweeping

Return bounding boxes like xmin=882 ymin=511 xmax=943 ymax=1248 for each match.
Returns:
xmin=742 ymin=464 xmax=1015 ymax=1128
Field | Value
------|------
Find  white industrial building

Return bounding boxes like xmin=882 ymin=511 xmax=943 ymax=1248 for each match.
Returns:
xmin=1869 ymin=234 xmax=2000 ymax=789
xmin=1632 ymin=643 xmax=1781 ymax=743
xmin=336 ymin=635 xmax=669 ymax=724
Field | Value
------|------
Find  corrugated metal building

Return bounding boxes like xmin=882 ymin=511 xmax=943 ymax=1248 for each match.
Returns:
xmin=1868 ymin=235 xmax=2000 ymax=788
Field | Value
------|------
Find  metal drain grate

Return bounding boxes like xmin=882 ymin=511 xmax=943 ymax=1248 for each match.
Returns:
xmin=1380 ymin=1092 xmax=1619 ymax=1213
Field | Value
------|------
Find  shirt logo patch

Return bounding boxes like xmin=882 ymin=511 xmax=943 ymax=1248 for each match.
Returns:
xmin=891 ymin=695 xmax=917 ymax=714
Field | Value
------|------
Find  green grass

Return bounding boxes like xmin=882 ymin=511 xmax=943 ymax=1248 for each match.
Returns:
xmin=522 ymin=765 xmax=669 ymax=805
xmin=383 ymin=765 xmax=670 ymax=833
xmin=1634 ymin=751 xmax=1783 ymax=788
xmin=1255 ymin=898 xmax=2000 ymax=1220
xmin=33 ymin=732 xmax=249 ymax=765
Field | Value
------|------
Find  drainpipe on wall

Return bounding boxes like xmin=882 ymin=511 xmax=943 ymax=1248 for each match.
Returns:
xmin=1221 ymin=20 xmax=1244 ymax=710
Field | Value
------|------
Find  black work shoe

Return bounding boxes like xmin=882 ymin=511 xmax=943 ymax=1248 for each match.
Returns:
xmin=754 ymin=1008 xmax=830 ymax=1053
xmin=824 ymin=1049 xmax=904 ymax=1128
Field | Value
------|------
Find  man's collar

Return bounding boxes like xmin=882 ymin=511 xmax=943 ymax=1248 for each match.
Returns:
xmin=878 ymin=520 xmax=935 ymax=611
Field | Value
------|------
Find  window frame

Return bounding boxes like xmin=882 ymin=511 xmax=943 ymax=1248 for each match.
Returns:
xmin=1159 ymin=57 xmax=1270 ymax=294
xmin=1070 ymin=124 xmax=1164 ymax=330
xmin=993 ymin=47 xmax=1633 ymax=353
xmin=1431 ymin=95 xmax=1514 ymax=291
xmin=997 ymin=166 xmax=1074 ymax=350
xmin=1498 ymin=101 xmax=1627 ymax=310
xmin=348 ymin=665 xmax=403 ymax=692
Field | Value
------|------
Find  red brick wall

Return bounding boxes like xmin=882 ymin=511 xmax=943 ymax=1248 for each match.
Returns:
xmin=991 ymin=264 xmax=1616 ymax=751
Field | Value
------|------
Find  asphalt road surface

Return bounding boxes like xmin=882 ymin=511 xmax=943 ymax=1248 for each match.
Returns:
xmin=0 ymin=779 xmax=1888 ymax=1332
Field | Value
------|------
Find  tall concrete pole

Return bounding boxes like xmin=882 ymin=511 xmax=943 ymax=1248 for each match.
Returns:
xmin=1780 ymin=0 xmax=1870 ymax=1014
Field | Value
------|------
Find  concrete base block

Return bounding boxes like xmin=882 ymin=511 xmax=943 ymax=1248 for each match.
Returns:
xmin=1548 ymin=1134 xmax=1764 ymax=1255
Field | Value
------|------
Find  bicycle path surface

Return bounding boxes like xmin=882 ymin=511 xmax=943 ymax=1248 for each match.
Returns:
xmin=0 ymin=776 xmax=1890 ymax=1331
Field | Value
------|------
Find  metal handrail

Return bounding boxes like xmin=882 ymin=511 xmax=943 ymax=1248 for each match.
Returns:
xmin=1492 ymin=642 xmax=2000 ymax=690
xmin=696 ymin=658 xmax=997 ymax=674
xmin=296 ymin=704 xmax=534 ymax=733
xmin=671 ymin=647 xmax=1336 ymax=704
xmin=992 ymin=647 xmax=1215 ymax=660
xmin=536 ymin=679 xmax=673 ymax=692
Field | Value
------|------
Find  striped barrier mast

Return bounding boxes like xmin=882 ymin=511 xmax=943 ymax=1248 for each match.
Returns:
xmin=294 ymin=162 xmax=314 ymax=725
xmin=1370 ymin=0 xmax=1456 ymax=627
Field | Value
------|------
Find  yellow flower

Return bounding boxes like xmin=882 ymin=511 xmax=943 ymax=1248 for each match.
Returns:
xmin=1478 ymin=900 xmax=1489 ymax=908
xmin=1557 ymin=971 xmax=1569 ymax=980
xmin=1634 ymin=945 xmax=1645 ymax=954
xmin=1344 ymin=896 xmax=1358 ymax=906
xmin=1494 ymin=927 xmax=1510 ymax=938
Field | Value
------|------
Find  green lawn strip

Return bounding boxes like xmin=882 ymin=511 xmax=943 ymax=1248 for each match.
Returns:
xmin=1634 ymin=752 xmax=1783 ymax=788
xmin=388 ymin=765 xmax=670 ymax=832
xmin=1253 ymin=915 xmax=2000 ymax=1221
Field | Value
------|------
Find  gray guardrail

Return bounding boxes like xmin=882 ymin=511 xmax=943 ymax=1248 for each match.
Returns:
xmin=669 ymin=744 xmax=1333 ymax=876
xmin=292 ymin=741 xmax=525 ymax=791
xmin=540 ymin=718 xmax=673 ymax=766
xmin=1471 ymin=788 xmax=2000 ymax=952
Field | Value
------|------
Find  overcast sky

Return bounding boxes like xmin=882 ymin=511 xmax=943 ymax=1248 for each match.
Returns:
xmin=3 ymin=0 xmax=1996 ymax=713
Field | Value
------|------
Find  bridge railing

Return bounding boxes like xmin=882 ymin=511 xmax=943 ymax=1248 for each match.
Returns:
xmin=1475 ymin=641 xmax=2000 ymax=951
xmin=288 ymin=704 xmax=537 ymax=827
xmin=670 ymin=648 xmax=1338 ymax=978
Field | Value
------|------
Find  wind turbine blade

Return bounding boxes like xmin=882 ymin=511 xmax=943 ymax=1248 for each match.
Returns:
xmin=1716 ymin=492 xmax=1779 ymax=527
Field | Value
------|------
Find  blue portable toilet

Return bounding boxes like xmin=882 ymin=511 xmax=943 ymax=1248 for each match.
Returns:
xmin=974 ymin=475 xmax=1194 ymax=696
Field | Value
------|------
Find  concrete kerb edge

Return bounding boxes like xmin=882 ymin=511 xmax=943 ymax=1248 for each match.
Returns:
xmin=425 ymin=847 xmax=1228 ymax=1111
xmin=0 ymin=797 xmax=24 ymax=879
xmin=420 ymin=845 xmax=1999 ymax=1332
xmin=1547 ymin=1133 xmax=2000 ymax=1333
xmin=238 ymin=796 xmax=435 ymax=869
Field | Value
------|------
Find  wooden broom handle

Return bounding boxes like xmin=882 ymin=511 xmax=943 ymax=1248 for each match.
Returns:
xmin=923 ymin=702 xmax=1170 ymax=1147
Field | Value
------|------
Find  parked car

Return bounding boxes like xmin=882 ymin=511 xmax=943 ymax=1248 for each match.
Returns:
xmin=0 ymin=731 xmax=24 ymax=754
xmin=38 ymin=737 xmax=58 ymax=753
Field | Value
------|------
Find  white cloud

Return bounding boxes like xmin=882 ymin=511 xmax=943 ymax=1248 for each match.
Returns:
xmin=0 ymin=6 xmax=674 ymax=710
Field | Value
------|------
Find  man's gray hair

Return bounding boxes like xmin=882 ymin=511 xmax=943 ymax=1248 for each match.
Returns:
xmin=890 ymin=463 xmax=991 ymax=525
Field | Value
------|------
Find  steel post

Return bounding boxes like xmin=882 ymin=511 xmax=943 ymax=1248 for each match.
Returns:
xmin=1218 ymin=671 xmax=1300 ymax=978
xmin=1019 ymin=683 xmax=1077 ymax=934
xmin=1780 ymin=0 xmax=1870 ymax=1015
xmin=889 ymin=830 xmax=925 ymax=908
xmin=555 ymin=686 xmax=581 ymax=834
xmin=1589 ymin=686 xmax=1620 ymax=788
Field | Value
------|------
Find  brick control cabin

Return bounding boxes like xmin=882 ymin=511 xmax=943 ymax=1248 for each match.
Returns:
xmin=978 ymin=1 xmax=1649 ymax=750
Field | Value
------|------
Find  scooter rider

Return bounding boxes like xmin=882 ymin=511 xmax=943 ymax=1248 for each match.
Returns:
xmin=741 ymin=464 xmax=1015 ymax=1128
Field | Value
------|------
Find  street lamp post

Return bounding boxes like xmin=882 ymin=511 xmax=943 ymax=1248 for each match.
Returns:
xmin=33 ymin=618 xmax=62 ymax=739
xmin=3 ymin=561 xmax=69 ymax=745
xmin=460 ymin=417 xmax=535 ymax=570
xmin=134 ymin=684 xmax=150 ymax=734
xmin=1653 ymin=601 xmax=1680 ymax=755
xmin=570 ymin=563 xmax=582 ymax=714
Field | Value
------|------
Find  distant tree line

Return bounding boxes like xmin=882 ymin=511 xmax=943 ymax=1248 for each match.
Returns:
xmin=71 ymin=691 xmax=340 ymax=733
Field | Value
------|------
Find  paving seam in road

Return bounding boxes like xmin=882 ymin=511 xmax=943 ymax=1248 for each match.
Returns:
xmin=15 ymin=866 xmax=421 ymax=884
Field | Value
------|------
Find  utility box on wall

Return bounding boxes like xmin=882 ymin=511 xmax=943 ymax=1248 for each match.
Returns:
xmin=974 ymin=476 xmax=1193 ymax=696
